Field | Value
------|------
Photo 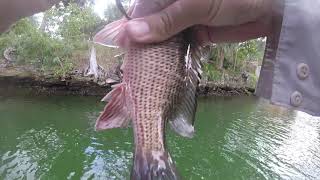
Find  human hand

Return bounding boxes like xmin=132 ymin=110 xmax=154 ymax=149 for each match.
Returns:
xmin=116 ymin=0 xmax=277 ymax=46
xmin=0 ymin=0 xmax=60 ymax=32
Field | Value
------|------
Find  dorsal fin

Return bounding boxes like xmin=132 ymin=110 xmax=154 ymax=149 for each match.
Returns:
xmin=169 ymin=41 xmax=203 ymax=138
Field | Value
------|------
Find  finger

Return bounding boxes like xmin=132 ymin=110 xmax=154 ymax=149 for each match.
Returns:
xmin=211 ymin=0 xmax=273 ymax=26
xmin=195 ymin=20 xmax=271 ymax=45
xmin=122 ymin=0 xmax=220 ymax=43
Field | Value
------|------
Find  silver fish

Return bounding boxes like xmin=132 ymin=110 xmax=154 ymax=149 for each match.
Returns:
xmin=94 ymin=0 xmax=202 ymax=179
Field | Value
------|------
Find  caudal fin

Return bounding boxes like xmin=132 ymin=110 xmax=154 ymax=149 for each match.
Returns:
xmin=131 ymin=149 xmax=180 ymax=180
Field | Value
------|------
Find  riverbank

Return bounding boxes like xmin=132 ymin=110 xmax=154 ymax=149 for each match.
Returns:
xmin=0 ymin=66 xmax=110 ymax=96
xmin=0 ymin=66 xmax=254 ymax=97
xmin=199 ymin=82 xmax=254 ymax=97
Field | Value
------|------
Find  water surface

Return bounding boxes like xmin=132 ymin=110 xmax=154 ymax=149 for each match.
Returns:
xmin=0 ymin=95 xmax=320 ymax=179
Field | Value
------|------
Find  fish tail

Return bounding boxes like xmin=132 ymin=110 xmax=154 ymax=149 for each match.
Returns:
xmin=131 ymin=148 xmax=180 ymax=180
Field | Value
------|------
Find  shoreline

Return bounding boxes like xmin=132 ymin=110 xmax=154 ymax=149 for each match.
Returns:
xmin=0 ymin=73 xmax=254 ymax=97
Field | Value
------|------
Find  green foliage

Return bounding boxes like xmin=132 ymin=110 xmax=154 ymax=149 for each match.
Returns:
xmin=203 ymin=63 xmax=223 ymax=81
xmin=0 ymin=19 xmax=73 ymax=76
xmin=0 ymin=2 xmax=102 ymax=77
xmin=204 ymin=39 xmax=265 ymax=86
xmin=104 ymin=0 xmax=130 ymax=23
xmin=60 ymin=4 xmax=101 ymax=40
xmin=237 ymin=39 xmax=264 ymax=63
xmin=52 ymin=57 xmax=74 ymax=77
xmin=104 ymin=3 xmax=123 ymax=23
xmin=62 ymin=0 xmax=94 ymax=7
xmin=0 ymin=0 xmax=264 ymax=87
xmin=247 ymin=73 xmax=258 ymax=89
xmin=45 ymin=3 xmax=102 ymax=45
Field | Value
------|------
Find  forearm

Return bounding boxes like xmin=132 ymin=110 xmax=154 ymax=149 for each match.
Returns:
xmin=0 ymin=0 xmax=59 ymax=32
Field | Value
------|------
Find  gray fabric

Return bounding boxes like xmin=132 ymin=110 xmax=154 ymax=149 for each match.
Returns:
xmin=256 ymin=0 xmax=320 ymax=116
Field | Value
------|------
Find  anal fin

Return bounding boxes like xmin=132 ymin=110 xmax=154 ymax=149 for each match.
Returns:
xmin=95 ymin=83 xmax=131 ymax=131
xmin=169 ymin=85 xmax=197 ymax=138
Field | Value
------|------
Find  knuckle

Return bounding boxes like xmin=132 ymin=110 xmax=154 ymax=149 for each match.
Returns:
xmin=158 ymin=11 xmax=174 ymax=37
xmin=236 ymin=0 xmax=265 ymax=16
xmin=245 ymin=0 xmax=267 ymax=21
xmin=205 ymin=0 xmax=223 ymax=24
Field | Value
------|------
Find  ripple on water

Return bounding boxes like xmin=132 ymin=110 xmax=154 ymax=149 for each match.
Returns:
xmin=1 ymin=96 xmax=320 ymax=179
xmin=0 ymin=127 xmax=65 ymax=179
xmin=222 ymin=100 xmax=320 ymax=179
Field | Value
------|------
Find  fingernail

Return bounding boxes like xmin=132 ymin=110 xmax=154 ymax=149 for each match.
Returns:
xmin=127 ymin=20 xmax=150 ymax=38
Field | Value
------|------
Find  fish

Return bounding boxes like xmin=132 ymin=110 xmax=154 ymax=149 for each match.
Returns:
xmin=93 ymin=0 xmax=203 ymax=179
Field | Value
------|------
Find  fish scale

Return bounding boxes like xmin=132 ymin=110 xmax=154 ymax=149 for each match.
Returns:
xmin=93 ymin=0 xmax=202 ymax=178
xmin=123 ymin=36 xmax=187 ymax=151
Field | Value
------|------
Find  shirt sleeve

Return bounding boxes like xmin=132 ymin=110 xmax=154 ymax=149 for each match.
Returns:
xmin=256 ymin=0 xmax=320 ymax=116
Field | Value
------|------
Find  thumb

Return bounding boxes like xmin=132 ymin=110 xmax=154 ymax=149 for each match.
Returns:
xmin=123 ymin=0 xmax=213 ymax=43
xmin=33 ymin=0 xmax=62 ymax=13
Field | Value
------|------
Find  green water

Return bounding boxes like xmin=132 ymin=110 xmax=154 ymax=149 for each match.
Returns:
xmin=0 ymin=95 xmax=320 ymax=180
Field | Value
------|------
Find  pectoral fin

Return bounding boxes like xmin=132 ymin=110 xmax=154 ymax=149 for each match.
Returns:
xmin=95 ymin=83 xmax=131 ymax=131
xmin=169 ymin=43 xmax=203 ymax=138
xmin=93 ymin=1 xmax=135 ymax=48
xmin=93 ymin=19 xmax=127 ymax=48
